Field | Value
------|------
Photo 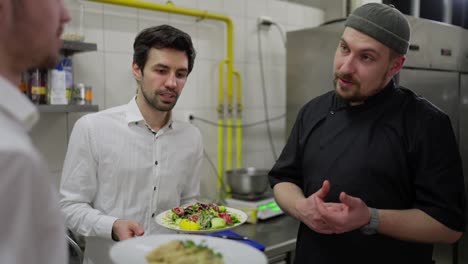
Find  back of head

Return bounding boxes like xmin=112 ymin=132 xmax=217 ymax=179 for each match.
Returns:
xmin=133 ymin=24 xmax=196 ymax=73
xmin=345 ymin=3 xmax=410 ymax=55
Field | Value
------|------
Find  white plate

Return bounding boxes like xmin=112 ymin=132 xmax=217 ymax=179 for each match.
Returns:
xmin=109 ymin=234 xmax=267 ymax=264
xmin=155 ymin=207 xmax=247 ymax=234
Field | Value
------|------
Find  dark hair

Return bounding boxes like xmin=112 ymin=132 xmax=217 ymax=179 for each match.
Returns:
xmin=133 ymin=24 xmax=196 ymax=74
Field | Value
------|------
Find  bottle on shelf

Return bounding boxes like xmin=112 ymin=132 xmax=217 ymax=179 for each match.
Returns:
xmin=85 ymin=85 xmax=93 ymax=105
xmin=48 ymin=56 xmax=72 ymax=105
xmin=18 ymin=72 xmax=28 ymax=96
xmin=73 ymin=83 xmax=86 ymax=105
xmin=28 ymin=68 xmax=48 ymax=104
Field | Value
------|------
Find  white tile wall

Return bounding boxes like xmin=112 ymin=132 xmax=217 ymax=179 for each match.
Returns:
xmin=197 ymin=0 xmax=224 ymax=13
xmin=193 ymin=59 xmax=221 ymax=109
xmin=224 ymin=0 xmax=246 ymax=17
xmin=170 ymin=0 xmax=198 ymax=9
xmin=230 ymin=16 xmax=246 ymax=63
xmin=287 ymin=2 xmax=305 ymax=27
xmin=103 ymin=52 xmax=135 ymax=108
xmin=36 ymin=0 xmax=324 ymax=199
xmin=244 ymin=18 xmax=262 ymax=64
xmin=267 ymin=0 xmax=289 ymax=24
xmin=196 ymin=21 xmax=225 ymax=60
xmin=246 ymin=0 xmax=267 ymax=19
xmin=138 ymin=10 xmax=170 ymax=30
xmin=103 ymin=6 xmax=138 ymax=52
xmin=73 ymin=51 xmax=106 ymax=107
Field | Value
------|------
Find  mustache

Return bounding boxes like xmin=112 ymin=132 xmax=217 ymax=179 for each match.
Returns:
xmin=158 ymin=89 xmax=179 ymax=97
xmin=335 ymin=73 xmax=358 ymax=84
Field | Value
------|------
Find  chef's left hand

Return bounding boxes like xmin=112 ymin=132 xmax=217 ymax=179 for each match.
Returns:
xmin=314 ymin=191 xmax=371 ymax=234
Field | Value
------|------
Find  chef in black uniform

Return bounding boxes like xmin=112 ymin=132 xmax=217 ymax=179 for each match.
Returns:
xmin=269 ymin=3 xmax=466 ymax=264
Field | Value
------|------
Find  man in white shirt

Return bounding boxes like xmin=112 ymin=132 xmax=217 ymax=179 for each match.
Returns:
xmin=59 ymin=25 xmax=203 ymax=264
xmin=0 ymin=0 xmax=71 ymax=264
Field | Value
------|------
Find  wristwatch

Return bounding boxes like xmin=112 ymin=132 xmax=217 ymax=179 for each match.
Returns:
xmin=361 ymin=207 xmax=379 ymax=235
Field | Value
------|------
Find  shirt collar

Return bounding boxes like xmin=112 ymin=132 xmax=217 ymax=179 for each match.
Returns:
xmin=126 ymin=96 xmax=144 ymax=123
xmin=125 ymin=96 xmax=174 ymax=130
xmin=0 ymin=75 xmax=39 ymax=131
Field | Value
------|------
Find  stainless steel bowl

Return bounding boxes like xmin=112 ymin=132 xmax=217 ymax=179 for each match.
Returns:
xmin=226 ymin=168 xmax=270 ymax=195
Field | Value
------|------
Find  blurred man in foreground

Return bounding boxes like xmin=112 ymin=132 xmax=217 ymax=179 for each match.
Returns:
xmin=0 ymin=0 xmax=71 ymax=263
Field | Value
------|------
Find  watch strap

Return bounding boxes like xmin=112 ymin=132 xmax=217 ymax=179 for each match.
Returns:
xmin=361 ymin=207 xmax=379 ymax=235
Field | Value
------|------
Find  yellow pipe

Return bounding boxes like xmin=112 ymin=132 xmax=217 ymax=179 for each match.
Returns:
xmin=227 ymin=118 xmax=233 ymax=170
xmin=217 ymin=118 xmax=224 ymax=189
xmin=233 ymin=71 xmax=242 ymax=169
xmin=88 ymin=0 xmax=232 ymax=24
xmin=236 ymin=118 xmax=242 ymax=169
xmin=218 ymin=59 xmax=229 ymax=106
xmin=234 ymin=71 xmax=242 ymax=106
xmin=87 ymin=0 xmax=238 ymax=194
xmin=218 ymin=58 xmax=234 ymax=173
xmin=217 ymin=59 xmax=228 ymax=192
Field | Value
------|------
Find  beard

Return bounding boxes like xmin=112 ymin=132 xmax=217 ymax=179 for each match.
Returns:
xmin=334 ymin=72 xmax=388 ymax=103
xmin=334 ymin=72 xmax=363 ymax=102
xmin=141 ymin=85 xmax=179 ymax=112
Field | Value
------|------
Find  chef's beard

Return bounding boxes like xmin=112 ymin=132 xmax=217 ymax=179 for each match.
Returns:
xmin=333 ymin=72 xmax=364 ymax=103
xmin=333 ymin=72 xmax=388 ymax=104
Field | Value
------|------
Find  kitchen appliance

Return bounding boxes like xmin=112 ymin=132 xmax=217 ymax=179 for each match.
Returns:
xmin=225 ymin=168 xmax=284 ymax=221
xmin=286 ymin=16 xmax=468 ymax=264
xmin=226 ymin=189 xmax=284 ymax=221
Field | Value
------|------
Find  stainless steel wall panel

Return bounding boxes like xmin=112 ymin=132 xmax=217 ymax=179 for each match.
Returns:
xmin=398 ymin=69 xmax=459 ymax=139
xmin=286 ymin=23 xmax=343 ymax=133
xmin=405 ymin=16 xmax=462 ymax=71
xmin=405 ymin=16 xmax=433 ymax=68
xmin=460 ymin=33 xmax=468 ymax=72
xmin=427 ymin=23 xmax=462 ymax=71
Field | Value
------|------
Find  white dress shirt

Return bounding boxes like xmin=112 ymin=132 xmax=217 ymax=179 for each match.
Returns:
xmin=0 ymin=76 xmax=67 ymax=264
xmin=59 ymin=97 xmax=203 ymax=264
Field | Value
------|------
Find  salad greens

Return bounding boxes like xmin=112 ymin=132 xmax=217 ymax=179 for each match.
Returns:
xmin=164 ymin=202 xmax=241 ymax=230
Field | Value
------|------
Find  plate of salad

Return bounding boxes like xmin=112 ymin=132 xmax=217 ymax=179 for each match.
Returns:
xmin=155 ymin=202 xmax=247 ymax=233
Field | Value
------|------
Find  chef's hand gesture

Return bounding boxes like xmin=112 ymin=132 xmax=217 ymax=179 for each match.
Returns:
xmin=112 ymin=219 xmax=145 ymax=241
xmin=296 ymin=180 xmax=346 ymax=234
xmin=314 ymin=190 xmax=370 ymax=234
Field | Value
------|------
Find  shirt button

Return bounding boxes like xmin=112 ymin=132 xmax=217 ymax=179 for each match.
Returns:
xmin=135 ymin=121 xmax=139 ymax=125
xmin=152 ymin=213 xmax=155 ymax=218
xmin=154 ymin=160 xmax=158 ymax=165
xmin=330 ymin=110 xmax=335 ymax=115
xmin=153 ymin=186 xmax=156 ymax=191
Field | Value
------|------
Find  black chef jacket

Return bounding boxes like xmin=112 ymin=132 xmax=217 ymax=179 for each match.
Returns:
xmin=269 ymin=81 xmax=465 ymax=264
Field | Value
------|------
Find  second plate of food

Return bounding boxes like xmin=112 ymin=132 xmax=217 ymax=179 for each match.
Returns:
xmin=110 ymin=234 xmax=267 ymax=264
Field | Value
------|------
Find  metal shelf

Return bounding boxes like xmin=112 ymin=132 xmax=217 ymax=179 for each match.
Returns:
xmin=37 ymin=105 xmax=99 ymax=113
xmin=61 ymin=40 xmax=97 ymax=56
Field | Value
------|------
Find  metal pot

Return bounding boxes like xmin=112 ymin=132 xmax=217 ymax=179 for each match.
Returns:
xmin=225 ymin=168 xmax=270 ymax=195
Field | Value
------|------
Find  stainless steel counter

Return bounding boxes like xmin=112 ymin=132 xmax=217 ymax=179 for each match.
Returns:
xmin=232 ymin=215 xmax=300 ymax=263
